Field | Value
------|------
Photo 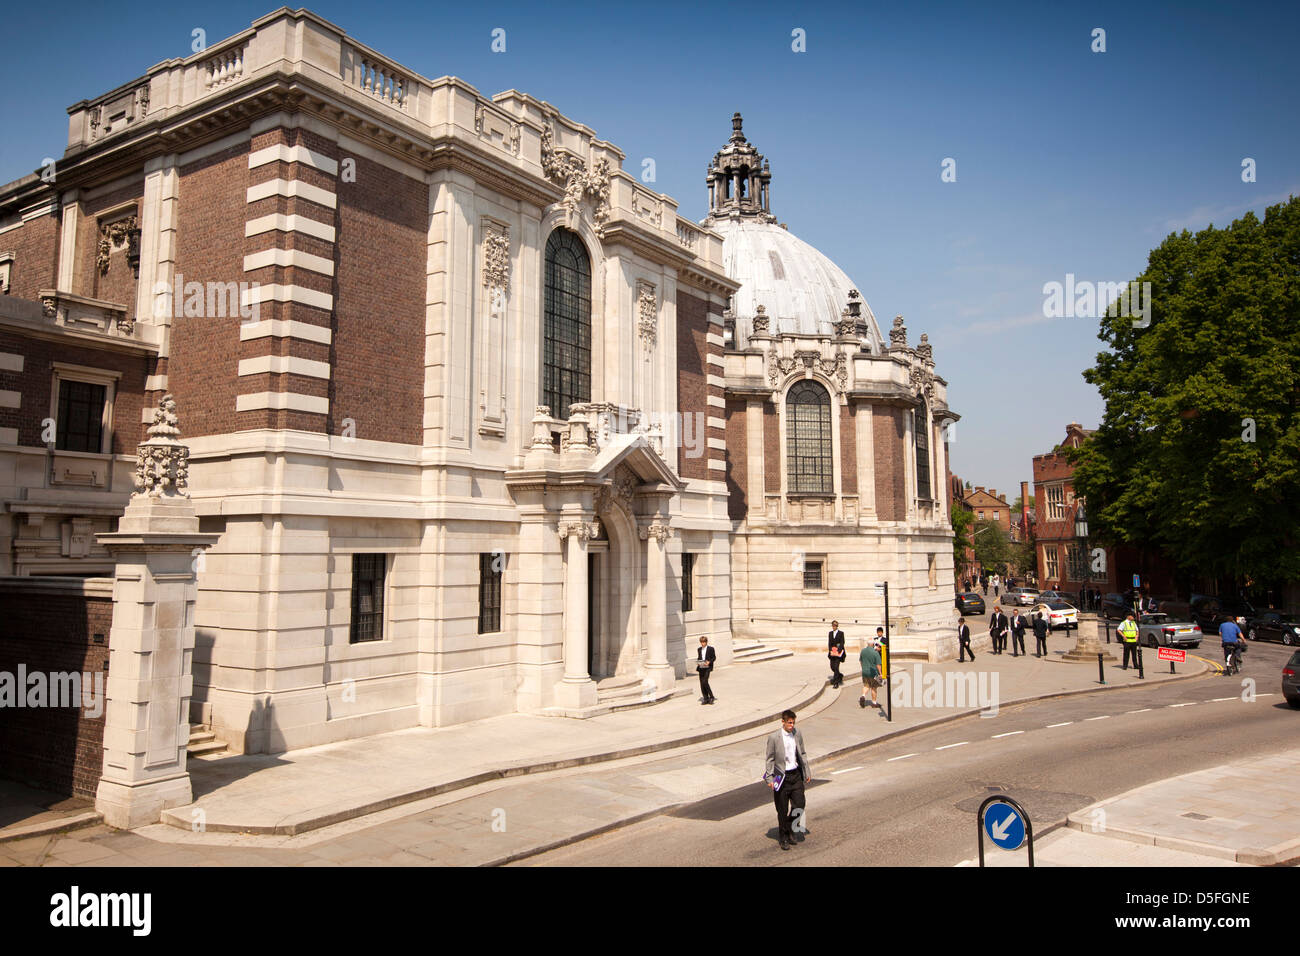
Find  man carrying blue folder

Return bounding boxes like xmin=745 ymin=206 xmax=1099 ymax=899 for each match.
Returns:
xmin=765 ymin=710 xmax=812 ymax=851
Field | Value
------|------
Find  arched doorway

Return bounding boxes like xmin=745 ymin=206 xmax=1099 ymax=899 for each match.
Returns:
xmin=588 ymin=487 xmax=641 ymax=679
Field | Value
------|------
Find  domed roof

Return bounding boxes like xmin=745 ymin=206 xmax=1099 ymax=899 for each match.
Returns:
xmin=700 ymin=113 xmax=884 ymax=352
xmin=710 ymin=218 xmax=883 ymax=351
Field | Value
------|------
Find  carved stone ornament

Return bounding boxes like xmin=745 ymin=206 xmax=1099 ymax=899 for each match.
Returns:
xmin=115 ymin=313 xmax=135 ymax=336
xmin=41 ymin=295 xmax=57 ymax=318
xmin=637 ymin=282 xmax=657 ymax=348
xmin=558 ymin=519 xmax=601 ymax=541
xmin=631 ymin=189 xmax=663 ymax=226
xmin=137 ymin=83 xmax=149 ymax=114
xmin=835 ymin=308 xmax=856 ymax=337
xmin=97 ymin=216 xmax=138 ymax=275
xmin=752 ymin=304 xmax=770 ymax=335
xmin=909 ymin=362 xmax=935 ymax=398
xmin=916 ymin=332 xmax=933 ymax=363
xmin=483 ymin=229 xmax=510 ymax=292
xmin=889 ymin=314 xmax=908 ymax=350
xmin=541 ymin=124 xmax=612 ymax=234
xmin=638 ymin=519 xmax=674 ymax=543
xmin=133 ymin=394 xmax=190 ymax=499
xmin=767 ymin=349 xmax=798 ymax=386
xmin=767 ymin=347 xmax=846 ymax=391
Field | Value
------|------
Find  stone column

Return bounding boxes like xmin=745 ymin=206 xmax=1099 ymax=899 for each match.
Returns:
xmin=640 ymin=517 xmax=675 ymax=694
xmin=555 ymin=519 xmax=597 ymax=709
xmin=95 ymin=396 xmax=217 ymax=829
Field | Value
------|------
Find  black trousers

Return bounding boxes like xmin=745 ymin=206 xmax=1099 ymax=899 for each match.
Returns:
xmin=698 ymin=666 xmax=713 ymax=701
xmin=774 ymin=767 xmax=806 ymax=841
xmin=1012 ymin=632 xmax=1026 ymax=655
xmin=958 ymin=637 xmax=974 ymax=662
xmin=829 ymin=656 xmax=842 ymax=685
xmin=1035 ymin=633 xmax=1048 ymax=656
xmin=1122 ymin=642 xmax=1139 ymax=669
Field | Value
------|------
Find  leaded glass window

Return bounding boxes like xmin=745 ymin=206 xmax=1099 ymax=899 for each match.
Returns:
xmin=57 ymin=380 xmax=106 ymax=453
xmin=786 ymin=380 xmax=832 ymax=494
xmin=915 ymin=405 xmax=932 ymax=500
xmin=542 ymin=229 xmax=591 ymax=421
xmin=349 ymin=554 xmax=386 ymax=644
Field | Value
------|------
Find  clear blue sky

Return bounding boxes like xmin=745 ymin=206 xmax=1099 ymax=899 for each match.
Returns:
xmin=3 ymin=0 xmax=1297 ymax=498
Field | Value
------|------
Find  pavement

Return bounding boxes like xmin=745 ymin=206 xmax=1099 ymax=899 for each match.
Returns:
xmin=5 ymin=619 xmax=1273 ymax=867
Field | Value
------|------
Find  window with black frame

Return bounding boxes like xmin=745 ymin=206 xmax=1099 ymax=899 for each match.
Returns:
xmin=349 ymin=553 xmax=386 ymax=643
xmin=786 ymin=380 xmax=832 ymax=494
xmin=542 ymin=228 xmax=591 ymax=421
xmin=478 ymin=552 xmax=503 ymax=633
xmin=915 ymin=404 xmax=931 ymax=500
xmin=681 ymin=552 xmax=695 ymax=613
xmin=56 ymin=379 xmax=107 ymax=453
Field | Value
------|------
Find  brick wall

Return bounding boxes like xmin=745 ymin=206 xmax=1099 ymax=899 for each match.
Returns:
xmin=675 ymin=290 xmax=710 ymax=480
xmin=333 ymin=147 xmax=424 ymax=445
xmin=0 ymin=580 xmax=114 ymax=797
xmin=725 ymin=398 xmax=747 ymax=521
xmin=0 ymin=330 xmax=149 ymax=451
xmin=874 ymin=405 xmax=905 ymax=521
xmin=169 ymin=142 xmax=250 ymax=438
xmin=839 ymin=403 xmax=857 ymax=495
xmin=77 ymin=184 xmax=143 ymax=307
xmin=3 ymin=212 xmax=59 ymax=300
xmin=763 ymin=403 xmax=779 ymax=493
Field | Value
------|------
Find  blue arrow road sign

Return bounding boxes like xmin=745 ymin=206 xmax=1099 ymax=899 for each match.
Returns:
xmin=984 ymin=801 xmax=1026 ymax=851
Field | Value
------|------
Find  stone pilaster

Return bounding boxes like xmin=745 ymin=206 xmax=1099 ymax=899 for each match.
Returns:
xmin=94 ymin=396 xmax=217 ymax=828
xmin=640 ymin=517 xmax=675 ymax=693
xmin=555 ymin=518 xmax=597 ymax=709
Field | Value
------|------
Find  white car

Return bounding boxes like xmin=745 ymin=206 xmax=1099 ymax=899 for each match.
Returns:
xmin=1030 ymin=601 xmax=1078 ymax=632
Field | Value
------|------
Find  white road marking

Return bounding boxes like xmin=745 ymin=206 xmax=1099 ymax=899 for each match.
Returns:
xmin=1258 ymin=694 xmax=1275 ymax=698
xmin=1210 ymin=698 xmax=1237 ymax=702
xmin=936 ymin=742 xmax=969 ymax=750
xmin=992 ymin=731 xmax=1023 ymax=738
xmin=1085 ymin=715 xmax=1111 ymax=721
xmin=1046 ymin=721 xmax=1073 ymax=728
xmin=1125 ymin=709 xmax=1151 ymax=714
xmin=1169 ymin=703 xmax=1196 ymax=708
xmin=831 ymin=767 xmax=862 ymax=775
xmin=887 ymin=753 xmax=918 ymax=762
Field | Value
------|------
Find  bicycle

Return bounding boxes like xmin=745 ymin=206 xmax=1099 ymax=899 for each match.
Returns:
xmin=1223 ymin=640 xmax=1246 ymax=676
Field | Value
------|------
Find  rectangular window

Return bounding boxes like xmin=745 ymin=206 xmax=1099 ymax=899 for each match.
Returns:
xmin=681 ymin=552 xmax=695 ymax=613
xmin=478 ymin=552 xmax=503 ymax=634
xmin=349 ymin=554 xmax=386 ymax=643
xmin=1044 ymin=546 xmax=1059 ymax=581
xmin=56 ymin=379 xmax=107 ymax=453
xmin=928 ymin=553 xmax=937 ymax=589
xmin=978 ymin=510 xmax=984 ymax=519
xmin=803 ymin=560 xmax=824 ymax=591
xmin=1047 ymin=486 xmax=1064 ymax=520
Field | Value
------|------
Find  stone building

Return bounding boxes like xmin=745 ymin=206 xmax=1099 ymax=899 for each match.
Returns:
xmin=0 ymin=8 xmax=959 ymax=757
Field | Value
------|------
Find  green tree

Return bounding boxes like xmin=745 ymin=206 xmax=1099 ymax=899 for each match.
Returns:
xmin=972 ymin=519 xmax=1011 ymax=573
xmin=952 ymin=505 xmax=974 ymax=574
xmin=1072 ymin=196 xmax=1300 ymax=584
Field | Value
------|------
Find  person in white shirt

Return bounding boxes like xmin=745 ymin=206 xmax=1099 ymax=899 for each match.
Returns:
xmin=763 ymin=710 xmax=812 ymax=850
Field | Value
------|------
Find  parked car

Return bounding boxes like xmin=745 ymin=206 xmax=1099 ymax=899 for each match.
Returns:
xmin=1030 ymin=601 xmax=1078 ymax=632
xmin=1283 ymin=651 xmax=1300 ymax=709
xmin=1246 ymin=610 xmax=1300 ymax=646
xmin=1188 ymin=595 xmax=1258 ymax=635
xmin=1037 ymin=590 xmax=1065 ymax=603
xmin=956 ymin=592 xmax=986 ymax=615
xmin=1100 ymin=592 xmax=1135 ymax=620
xmin=1004 ymin=587 xmax=1040 ymax=607
xmin=1135 ymin=612 xmax=1202 ymax=649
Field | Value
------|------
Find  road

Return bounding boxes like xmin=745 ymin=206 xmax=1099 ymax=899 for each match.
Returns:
xmin=519 ymin=646 xmax=1298 ymax=866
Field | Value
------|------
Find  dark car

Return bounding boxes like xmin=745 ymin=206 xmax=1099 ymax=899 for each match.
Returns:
xmin=1100 ymin=592 xmax=1133 ymax=621
xmin=1283 ymin=652 xmax=1300 ymax=709
xmin=956 ymin=592 xmax=986 ymax=615
xmin=1190 ymin=595 xmax=1258 ymax=635
xmin=1247 ymin=610 xmax=1300 ymax=646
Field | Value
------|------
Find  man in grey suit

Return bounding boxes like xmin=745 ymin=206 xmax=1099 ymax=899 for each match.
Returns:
xmin=765 ymin=709 xmax=812 ymax=850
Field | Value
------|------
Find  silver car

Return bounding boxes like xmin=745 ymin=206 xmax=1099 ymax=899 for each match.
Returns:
xmin=1137 ymin=612 xmax=1202 ymax=649
xmin=1005 ymin=587 xmax=1040 ymax=607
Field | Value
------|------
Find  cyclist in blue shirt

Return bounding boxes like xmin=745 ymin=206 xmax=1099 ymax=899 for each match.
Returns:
xmin=1219 ymin=617 xmax=1244 ymax=671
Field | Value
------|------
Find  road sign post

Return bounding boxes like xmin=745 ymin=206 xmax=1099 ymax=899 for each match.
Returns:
xmin=1157 ymin=646 xmax=1185 ymax=674
xmin=977 ymin=796 xmax=1034 ymax=867
xmin=882 ymin=582 xmax=892 ymax=723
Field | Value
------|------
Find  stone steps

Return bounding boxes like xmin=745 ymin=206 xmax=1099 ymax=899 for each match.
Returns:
xmin=732 ymin=640 xmax=794 ymax=664
xmin=187 ymin=726 xmax=229 ymax=759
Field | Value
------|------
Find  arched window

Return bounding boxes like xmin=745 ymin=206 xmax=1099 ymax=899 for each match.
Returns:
xmin=786 ymin=380 xmax=833 ymax=494
xmin=543 ymin=228 xmax=591 ymax=420
xmin=915 ymin=404 xmax=932 ymax=500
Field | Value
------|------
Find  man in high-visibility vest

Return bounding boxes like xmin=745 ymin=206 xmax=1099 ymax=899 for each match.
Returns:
xmin=1118 ymin=612 xmax=1140 ymax=670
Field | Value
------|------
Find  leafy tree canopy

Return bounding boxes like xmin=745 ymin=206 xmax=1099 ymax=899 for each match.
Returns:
xmin=1071 ymin=196 xmax=1300 ymax=584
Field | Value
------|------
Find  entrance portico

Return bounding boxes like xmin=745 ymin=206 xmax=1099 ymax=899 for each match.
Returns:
xmin=507 ymin=404 xmax=684 ymax=712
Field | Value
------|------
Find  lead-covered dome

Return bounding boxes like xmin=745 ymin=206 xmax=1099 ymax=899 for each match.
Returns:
xmin=702 ymin=113 xmax=883 ymax=352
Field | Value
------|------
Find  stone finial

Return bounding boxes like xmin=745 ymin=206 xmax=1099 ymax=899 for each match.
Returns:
xmin=133 ymin=394 xmax=190 ymax=498
xmin=752 ymin=304 xmax=770 ymax=334
xmin=835 ymin=308 xmax=855 ymax=338
xmin=917 ymin=332 xmax=932 ymax=362
xmin=889 ymin=314 xmax=908 ymax=350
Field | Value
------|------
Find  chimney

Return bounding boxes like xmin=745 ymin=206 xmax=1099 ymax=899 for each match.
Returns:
xmin=975 ymin=485 xmax=984 ymax=493
xmin=1021 ymin=480 xmax=1029 ymax=504
xmin=990 ymin=488 xmax=997 ymax=500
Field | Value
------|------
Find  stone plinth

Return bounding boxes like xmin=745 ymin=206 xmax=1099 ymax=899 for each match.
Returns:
xmin=1060 ymin=616 xmax=1117 ymax=662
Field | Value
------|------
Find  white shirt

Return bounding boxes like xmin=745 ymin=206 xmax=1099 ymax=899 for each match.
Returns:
xmin=783 ymin=729 xmax=798 ymax=771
